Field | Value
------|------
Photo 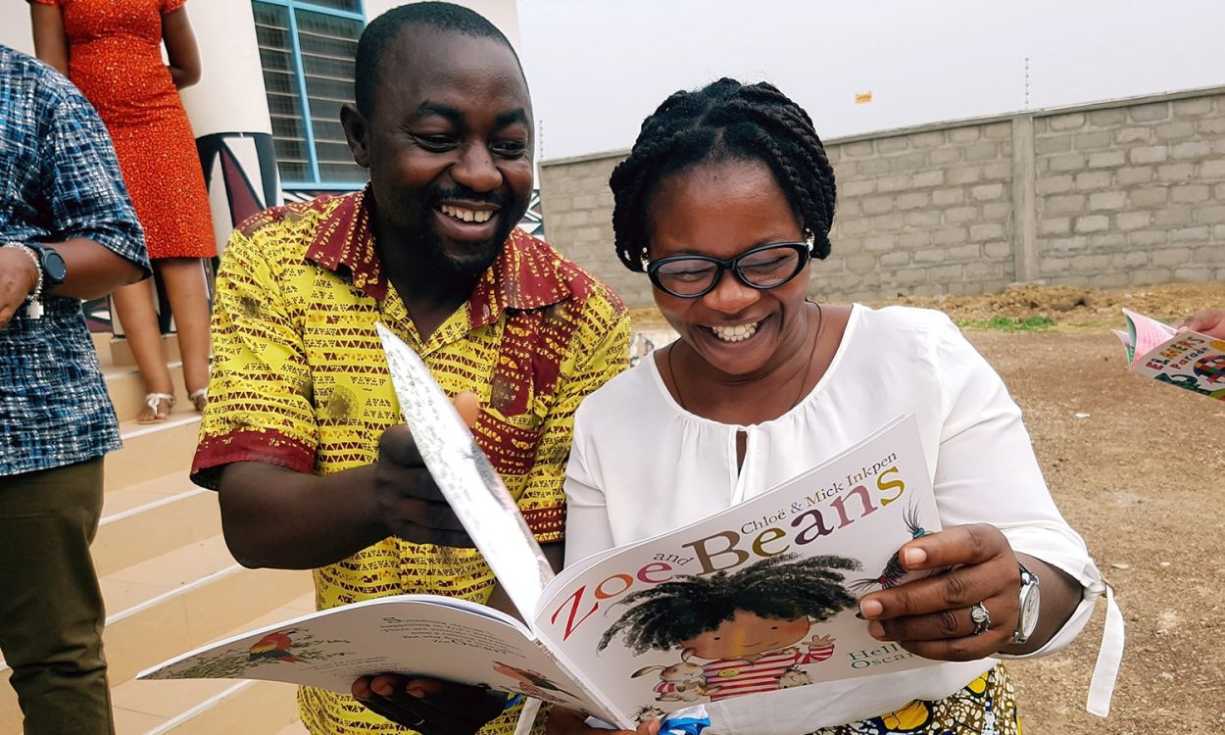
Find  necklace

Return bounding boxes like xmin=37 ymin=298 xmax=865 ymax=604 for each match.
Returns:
xmin=667 ymin=302 xmax=824 ymax=415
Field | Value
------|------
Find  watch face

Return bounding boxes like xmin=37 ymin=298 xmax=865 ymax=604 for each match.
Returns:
xmin=43 ymin=249 xmax=68 ymax=283
xmin=1020 ymin=586 xmax=1041 ymax=638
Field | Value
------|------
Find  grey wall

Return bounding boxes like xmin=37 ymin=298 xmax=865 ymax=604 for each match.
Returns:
xmin=540 ymin=87 xmax=1225 ymax=307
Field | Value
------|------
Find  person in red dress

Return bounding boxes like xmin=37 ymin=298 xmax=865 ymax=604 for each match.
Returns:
xmin=31 ymin=0 xmax=215 ymax=422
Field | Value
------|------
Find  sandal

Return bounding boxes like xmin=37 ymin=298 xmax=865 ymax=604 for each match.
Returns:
xmin=189 ymin=388 xmax=207 ymax=413
xmin=137 ymin=392 xmax=175 ymax=424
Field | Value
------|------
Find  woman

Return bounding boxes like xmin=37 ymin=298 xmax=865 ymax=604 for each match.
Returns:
xmin=31 ymin=0 xmax=215 ymax=422
xmin=553 ymin=79 xmax=1118 ymax=735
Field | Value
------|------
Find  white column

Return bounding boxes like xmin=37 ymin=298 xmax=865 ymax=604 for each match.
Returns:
xmin=179 ymin=0 xmax=280 ymax=254
xmin=179 ymin=0 xmax=273 ymax=138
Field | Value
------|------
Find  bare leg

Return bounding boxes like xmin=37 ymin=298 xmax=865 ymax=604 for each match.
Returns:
xmin=157 ymin=258 xmax=212 ymax=409
xmin=110 ymin=279 xmax=173 ymax=422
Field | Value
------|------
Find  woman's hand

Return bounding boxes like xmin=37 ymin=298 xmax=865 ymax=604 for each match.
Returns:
xmin=857 ymin=524 xmax=1020 ymax=661
xmin=351 ymin=675 xmax=508 ymax=735
xmin=547 ymin=707 xmax=659 ymax=735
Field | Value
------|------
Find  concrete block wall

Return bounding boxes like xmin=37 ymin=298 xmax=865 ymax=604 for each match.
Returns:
xmin=817 ymin=120 xmax=1016 ymax=301
xmin=540 ymin=86 xmax=1225 ymax=308
xmin=1032 ymin=94 xmax=1225 ymax=287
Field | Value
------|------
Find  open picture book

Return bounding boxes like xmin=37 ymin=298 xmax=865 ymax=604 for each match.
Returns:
xmin=1114 ymin=308 xmax=1225 ymax=400
xmin=138 ymin=325 xmax=944 ymax=730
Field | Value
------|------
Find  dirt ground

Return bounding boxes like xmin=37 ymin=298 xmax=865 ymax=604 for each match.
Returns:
xmin=967 ymin=328 xmax=1225 ymax=734
xmin=631 ymin=282 xmax=1225 ymax=732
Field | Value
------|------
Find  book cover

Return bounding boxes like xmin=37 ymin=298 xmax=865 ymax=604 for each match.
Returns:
xmin=1115 ymin=308 xmax=1225 ymax=400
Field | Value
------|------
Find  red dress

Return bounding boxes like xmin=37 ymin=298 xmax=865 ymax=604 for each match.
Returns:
xmin=35 ymin=0 xmax=217 ymax=259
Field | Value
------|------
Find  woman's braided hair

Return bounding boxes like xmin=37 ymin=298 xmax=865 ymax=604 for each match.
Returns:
xmin=609 ymin=78 xmax=837 ymax=272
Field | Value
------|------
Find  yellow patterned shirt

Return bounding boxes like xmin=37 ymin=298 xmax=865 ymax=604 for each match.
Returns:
xmin=191 ymin=189 xmax=630 ymax=734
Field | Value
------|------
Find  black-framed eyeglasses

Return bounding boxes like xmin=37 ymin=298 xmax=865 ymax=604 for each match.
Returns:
xmin=646 ymin=241 xmax=813 ymax=299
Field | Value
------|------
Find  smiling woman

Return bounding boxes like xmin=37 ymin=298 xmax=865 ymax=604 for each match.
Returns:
xmin=555 ymin=78 xmax=1120 ymax=735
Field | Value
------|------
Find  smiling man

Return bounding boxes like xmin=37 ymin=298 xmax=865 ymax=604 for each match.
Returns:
xmin=188 ymin=4 xmax=629 ymax=734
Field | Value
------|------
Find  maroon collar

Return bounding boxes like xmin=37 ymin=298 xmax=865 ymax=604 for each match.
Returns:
xmin=303 ymin=187 xmax=571 ymax=327
xmin=302 ymin=187 xmax=387 ymax=300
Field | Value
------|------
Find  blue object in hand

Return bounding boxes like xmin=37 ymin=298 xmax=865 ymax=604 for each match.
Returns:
xmin=660 ymin=705 xmax=711 ymax=735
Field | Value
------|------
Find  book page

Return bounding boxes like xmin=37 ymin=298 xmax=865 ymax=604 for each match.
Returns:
xmin=376 ymin=323 xmax=555 ymax=619
xmin=531 ymin=416 xmax=942 ymax=729
xmin=138 ymin=595 xmax=601 ymax=712
xmin=1122 ymin=308 xmax=1177 ymax=369
xmin=1111 ymin=329 xmax=1135 ymax=365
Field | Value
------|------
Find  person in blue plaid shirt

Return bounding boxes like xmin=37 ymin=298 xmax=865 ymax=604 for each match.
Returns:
xmin=0 ymin=44 xmax=150 ymax=735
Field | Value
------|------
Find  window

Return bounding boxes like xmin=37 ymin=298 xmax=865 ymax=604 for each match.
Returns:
xmin=252 ymin=0 xmax=365 ymax=189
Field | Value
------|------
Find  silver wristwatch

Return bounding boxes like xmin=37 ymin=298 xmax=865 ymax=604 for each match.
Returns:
xmin=1012 ymin=563 xmax=1041 ymax=645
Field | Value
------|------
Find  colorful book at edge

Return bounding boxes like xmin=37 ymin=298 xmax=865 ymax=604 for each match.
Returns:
xmin=1114 ymin=308 xmax=1225 ymax=400
xmin=137 ymin=327 xmax=945 ymax=731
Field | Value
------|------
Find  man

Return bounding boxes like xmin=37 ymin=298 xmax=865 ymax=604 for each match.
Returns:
xmin=190 ymin=4 xmax=630 ymax=734
xmin=0 ymin=45 xmax=150 ymax=735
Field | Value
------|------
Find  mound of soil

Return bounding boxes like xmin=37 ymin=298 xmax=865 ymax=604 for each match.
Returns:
xmin=629 ymin=282 xmax=1222 ymax=331
xmin=885 ymin=282 xmax=1223 ymax=329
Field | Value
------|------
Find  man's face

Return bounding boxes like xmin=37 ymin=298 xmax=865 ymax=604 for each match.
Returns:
xmin=349 ymin=29 xmax=534 ymax=277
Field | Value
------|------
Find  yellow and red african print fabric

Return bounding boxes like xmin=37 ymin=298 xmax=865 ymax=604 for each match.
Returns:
xmin=191 ymin=188 xmax=629 ymax=734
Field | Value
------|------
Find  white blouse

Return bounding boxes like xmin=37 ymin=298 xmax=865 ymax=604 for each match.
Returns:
xmin=564 ymin=305 xmax=1121 ymax=734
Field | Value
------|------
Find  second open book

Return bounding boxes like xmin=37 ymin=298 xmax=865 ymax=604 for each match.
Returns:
xmin=1114 ymin=308 xmax=1225 ymax=400
xmin=139 ymin=326 xmax=943 ymax=730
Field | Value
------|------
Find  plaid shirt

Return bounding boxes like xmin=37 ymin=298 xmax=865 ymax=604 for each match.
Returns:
xmin=0 ymin=45 xmax=149 ymax=477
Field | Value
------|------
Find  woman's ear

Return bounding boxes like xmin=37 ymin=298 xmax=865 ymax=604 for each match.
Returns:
xmin=340 ymin=103 xmax=371 ymax=168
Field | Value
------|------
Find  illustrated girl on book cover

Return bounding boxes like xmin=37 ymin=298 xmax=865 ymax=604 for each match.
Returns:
xmin=598 ymin=554 xmax=860 ymax=703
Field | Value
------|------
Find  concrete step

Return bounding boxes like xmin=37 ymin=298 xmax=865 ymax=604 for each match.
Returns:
xmin=93 ymin=472 xmax=219 ymax=578
xmin=104 ymin=360 xmax=197 ymax=424
xmin=105 ymin=417 xmax=202 ymax=494
xmin=141 ymin=680 xmax=298 ymax=734
xmin=0 ymin=594 xmax=313 ymax=735
xmin=99 ymin=535 xmax=314 ymax=686
xmin=0 ymin=669 xmax=16 ymax=731
xmin=93 ymin=332 xmax=184 ymax=370
xmin=111 ymin=593 xmax=314 ymax=734
xmin=93 ymin=330 xmax=112 ymax=365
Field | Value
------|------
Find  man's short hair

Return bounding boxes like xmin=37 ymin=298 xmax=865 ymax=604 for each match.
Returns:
xmin=354 ymin=1 xmax=521 ymax=116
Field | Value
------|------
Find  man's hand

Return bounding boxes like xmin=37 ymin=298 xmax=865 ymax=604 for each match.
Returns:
xmin=352 ymin=675 xmax=508 ymax=735
xmin=0 ymin=246 xmax=39 ymax=329
xmin=1180 ymin=308 xmax=1225 ymax=339
xmin=375 ymin=425 xmax=474 ymax=547
xmin=547 ymin=707 xmax=658 ymax=735
xmin=857 ymin=524 xmax=1021 ymax=662
xmin=373 ymin=392 xmax=483 ymax=547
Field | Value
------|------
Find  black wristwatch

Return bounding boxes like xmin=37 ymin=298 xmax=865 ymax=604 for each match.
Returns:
xmin=26 ymin=243 xmax=68 ymax=288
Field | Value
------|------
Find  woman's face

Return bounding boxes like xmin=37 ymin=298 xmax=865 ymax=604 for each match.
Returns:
xmin=646 ymin=158 xmax=811 ymax=379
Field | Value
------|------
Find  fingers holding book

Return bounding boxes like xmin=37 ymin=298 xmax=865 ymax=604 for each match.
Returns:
xmin=352 ymin=674 xmax=509 ymax=735
xmin=857 ymin=524 xmax=1021 ymax=662
xmin=375 ymin=425 xmax=475 ymax=547
xmin=547 ymin=706 xmax=659 ymax=735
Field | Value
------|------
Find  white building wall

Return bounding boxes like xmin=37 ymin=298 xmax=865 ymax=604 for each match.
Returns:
xmin=0 ymin=5 xmax=37 ymax=55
